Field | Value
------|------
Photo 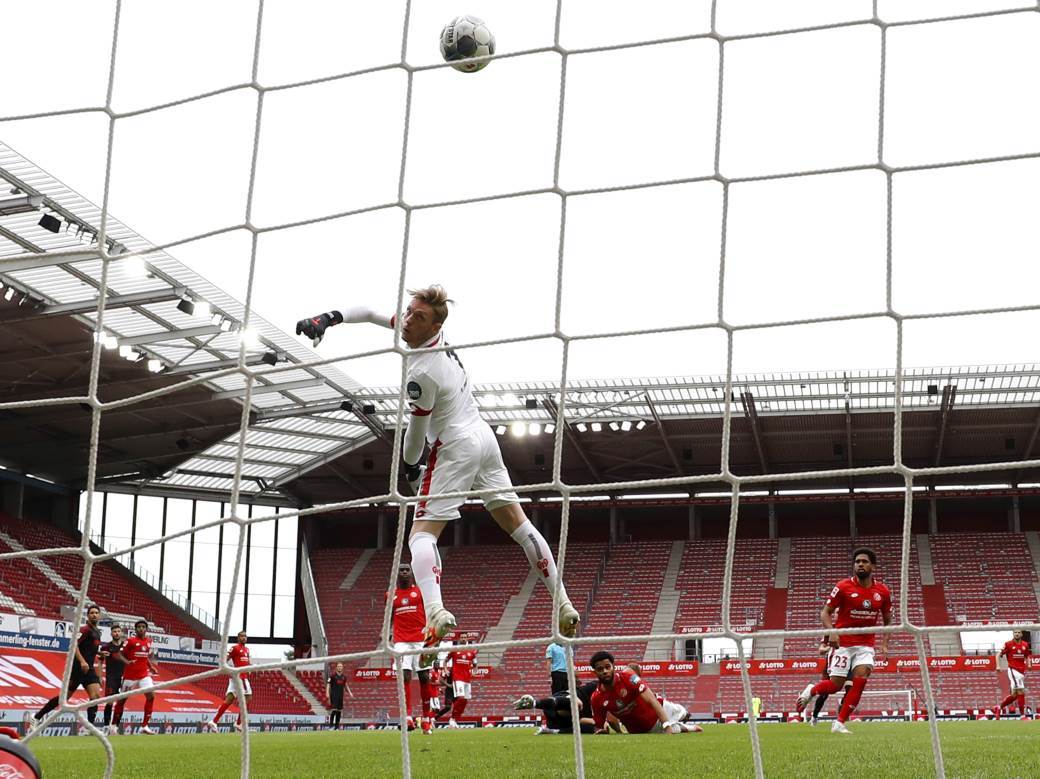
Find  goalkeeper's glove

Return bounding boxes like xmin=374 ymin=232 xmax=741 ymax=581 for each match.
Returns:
xmin=403 ymin=462 xmax=424 ymax=496
xmin=295 ymin=310 xmax=343 ymax=347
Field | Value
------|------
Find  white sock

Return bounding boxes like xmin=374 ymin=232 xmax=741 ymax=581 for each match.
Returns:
xmin=408 ymin=531 xmax=444 ymax=616
xmin=509 ymin=520 xmax=569 ymax=604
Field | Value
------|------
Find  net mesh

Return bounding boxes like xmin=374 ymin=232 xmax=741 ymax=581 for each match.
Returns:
xmin=2 ymin=1 xmax=1040 ymax=777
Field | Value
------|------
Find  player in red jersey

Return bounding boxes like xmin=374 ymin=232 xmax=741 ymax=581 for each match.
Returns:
xmin=446 ymin=638 xmax=478 ymax=728
xmin=112 ymin=619 xmax=159 ymax=735
xmin=388 ymin=563 xmax=435 ymax=733
xmin=796 ymin=547 xmax=892 ymax=734
xmin=997 ymin=629 xmax=1031 ymax=719
xmin=588 ymin=651 xmax=701 ymax=734
xmin=205 ymin=631 xmax=252 ymax=732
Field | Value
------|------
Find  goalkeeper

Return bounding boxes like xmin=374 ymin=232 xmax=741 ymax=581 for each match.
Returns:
xmin=296 ymin=286 xmax=580 ymax=642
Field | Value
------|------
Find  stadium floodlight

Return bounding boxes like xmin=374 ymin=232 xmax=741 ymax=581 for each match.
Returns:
xmin=38 ymin=213 xmax=62 ymax=233
xmin=0 ymin=193 xmax=43 ymax=215
xmin=210 ymin=313 xmax=222 ymax=326
xmin=608 ymin=421 xmax=620 ymax=432
xmin=239 ymin=328 xmax=262 ymax=349
xmin=119 ymin=256 xmax=148 ymax=278
xmin=146 ymin=359 xmax=163 ymax=373
xmin=219 ymin=318 xmax=233 ymax=332
xmin=575 ymin=422 xmax=588 ymax=432
xmin=620 ymin=420 xmax=633 ymax=432
xmin=525 ymin=398 xmax=538 ymax=410
xmin=544 ymin=423 xmax=555 ymax=435
xmin=3 ymin=288 xmax=14 ymax=301
xmin=635 ymin=420 xmax=647 ymax=430
xmin=510 ymin=421 xmax=526 ymax=437
xmin=528 ymin=422 xmax=541 ymax=436
xmin=176 ymin=296 xmax=195 ymax=315
xmin=118 ymin=344 xmax=134 ymax=359
xmin=590 ymin=422 xmax=602 ymax=432
xmin=495 ymin=424 xmax=507 ymax=435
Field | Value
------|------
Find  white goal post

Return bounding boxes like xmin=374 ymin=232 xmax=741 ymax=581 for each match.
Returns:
xmin=857 ymin=689 xmax=916 ymax=721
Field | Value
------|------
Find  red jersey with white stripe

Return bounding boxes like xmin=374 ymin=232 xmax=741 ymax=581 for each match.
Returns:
xmin=591 ymin=668 xmax=660 ymax=734
xmin=122 ymin=636 xmax=153 ymax=680
xmin=389 ymin=587 xmax=426 ymax=643
xmin=825 ymin=577 xmax=892 ymax=648
xmin=405 ymin=331 xmax=482 ymax=444
xmin=450 ymin=649 xmax=477 ymax=683
xmin=1001 ymin=640 xmax=1031 ymax=673
xmin=228 ymin=643 xmax=251 ymax=678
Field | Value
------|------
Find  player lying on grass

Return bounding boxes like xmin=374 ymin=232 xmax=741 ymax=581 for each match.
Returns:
xmin=296 ymin=286 xmax=579 ymax=643
xmin=513 ymin=678 xmax=598 ymax=735
xmin=588 ymin=650 xmax=702 ymax=734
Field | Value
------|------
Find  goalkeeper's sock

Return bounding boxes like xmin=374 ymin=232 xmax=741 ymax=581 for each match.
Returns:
xmin=1017 ymin=694 xmax=1026 ymax=715
xmin=811 ymin=693 xmax=829 ymax=719
xmin=510 ymin=520 xmax=568 ymax=602
xmin=837 ymin=677 xmax=867 ymax=723
xmin=113 ymin=700 xmax=125 ymax=725
xmin=810 ymin=679 xmax=841 ymax=697
xmin=409 ymin=532 xmax=445 ymax=616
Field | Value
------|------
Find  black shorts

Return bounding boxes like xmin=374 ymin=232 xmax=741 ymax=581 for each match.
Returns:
xmin=71 ymin=669 xmax=100 ymax=690
xmin=106 ymin=680 xmax=122 ymax=696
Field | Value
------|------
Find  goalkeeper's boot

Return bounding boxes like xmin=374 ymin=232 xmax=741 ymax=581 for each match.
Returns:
xmin=558 ymin=602 xmax=580 ymax=636
xmin=795 ymin=683 xmax=815 ymax=714
xmin=426 ymin=606 xmax=457 ymax=642
xmin=831 ymin=720 xmax=852 ymax=735
xmin=513 ymin=694 xmax=536 ymax=711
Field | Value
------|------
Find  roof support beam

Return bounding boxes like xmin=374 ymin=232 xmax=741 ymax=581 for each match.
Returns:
xmin=933 ymin=384 xmax=957 ymax=467
xmin=543 ymin=397 xmax=605 ymax=483
xmin=210 ymin=377 xmax=325 ymax=400
xmin=0 ymin=287 xmax=186 ymax=324
xmin=117 ymin=325 xmax=224 ymax=346
xmin=740 ymin=390 xmax=770 ymax=474
xmin=646 ymin=395 xmax=684 ymax=477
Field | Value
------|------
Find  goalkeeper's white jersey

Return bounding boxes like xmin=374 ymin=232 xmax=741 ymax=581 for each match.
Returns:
xmin=405 ymin=332 xmax=483 ymax=445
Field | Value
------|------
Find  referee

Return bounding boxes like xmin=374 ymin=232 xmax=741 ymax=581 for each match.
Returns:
xmin=546 ymin=641 xmax=568 ymax=694
xmin=100 ymin=623 xmax=127 ymax=733
xmin=29 ymin=605 xmax=103 ymax=730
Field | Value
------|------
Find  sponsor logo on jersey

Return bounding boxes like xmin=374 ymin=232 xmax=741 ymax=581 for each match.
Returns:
xmin=619 ymin=688 xmax=627 ymax=697
xmin=873 ymin=592 xmax=882 ymax=601
xmin=402 ymin=598 xmax=409 ymax=605
xmin=407 ymin=381 xmax=422 ymax=400
xmin=862 ymin=599 xmax=872 ymax=610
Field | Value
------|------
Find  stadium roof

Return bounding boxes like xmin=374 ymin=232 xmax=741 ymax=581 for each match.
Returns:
xmin=3 ymin=143 xmax=1040 ymax=509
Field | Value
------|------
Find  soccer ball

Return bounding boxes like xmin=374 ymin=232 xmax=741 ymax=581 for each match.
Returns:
xmin=440 ymin=15 xmax=495 ymax=73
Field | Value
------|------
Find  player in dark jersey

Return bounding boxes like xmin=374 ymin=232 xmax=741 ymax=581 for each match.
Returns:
xmin=434 ymin=665 xmax=455 ymax=721
xmin=29 ymin=605 xmax=103 ymax=731
xmin=99 ymin=623 xmax=127 ymax=731
xmin=808 ymin=636 xmax=850 ymax=725
xmin=514 ymin=678 xmax=598 ymax=734
xmin=327 ymin=662 xmax=347 ymax=729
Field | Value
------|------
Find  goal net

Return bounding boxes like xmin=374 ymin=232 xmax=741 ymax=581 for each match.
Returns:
xmin=3 ymin=2 xmax=1040 ymax=779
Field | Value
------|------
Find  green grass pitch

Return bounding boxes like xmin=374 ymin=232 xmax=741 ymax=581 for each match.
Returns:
xmin=29 ymin=721 xmax=1040 ymax=778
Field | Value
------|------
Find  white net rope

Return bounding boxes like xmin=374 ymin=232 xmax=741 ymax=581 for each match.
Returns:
xmin=2 ymin=1 xmax=1040 ymax=777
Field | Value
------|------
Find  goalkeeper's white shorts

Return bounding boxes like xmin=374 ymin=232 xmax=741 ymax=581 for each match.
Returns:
xmin=827 ymin=645 xmax=875 ymax=677
xmin=414 ymin=424 xmax=518 ymax=521
xmin=1007 ymin=668 xmax=1026 ymax=690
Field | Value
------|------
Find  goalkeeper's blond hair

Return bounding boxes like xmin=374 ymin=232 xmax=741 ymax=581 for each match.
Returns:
xmin=408 ymin=284 xmax=454 ymax=325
